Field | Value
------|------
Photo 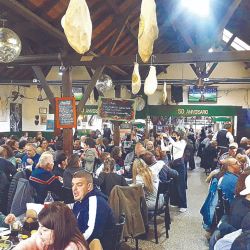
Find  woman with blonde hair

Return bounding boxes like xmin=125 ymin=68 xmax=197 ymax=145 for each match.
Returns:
xmin=132 ymin=158 xmax=163 ymax=210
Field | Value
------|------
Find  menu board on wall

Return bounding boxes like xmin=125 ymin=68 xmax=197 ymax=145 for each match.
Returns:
xmin=98 ymin=97 xmax=136 ymax=121
xmin=55 ymin=97 xmax=76 ymax=128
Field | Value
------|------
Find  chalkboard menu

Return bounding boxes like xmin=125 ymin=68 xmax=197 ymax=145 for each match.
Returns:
xmin=98 ymin=98 xmax=136 ymax=121
xmin=55 ymin=97 xmax=76 ymax=128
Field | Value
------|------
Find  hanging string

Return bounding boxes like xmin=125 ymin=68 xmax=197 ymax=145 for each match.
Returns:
xmin=0 ymin=18 xmax=7 ymax=28
xmin=150 ymin=54 xmax=156 ymax=65
xmin=135 ymin=54 xmax=138 ymax=63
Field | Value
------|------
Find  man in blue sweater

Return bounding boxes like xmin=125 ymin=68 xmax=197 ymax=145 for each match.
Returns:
xmin=72 ymin=171 xmax=115 ymax=244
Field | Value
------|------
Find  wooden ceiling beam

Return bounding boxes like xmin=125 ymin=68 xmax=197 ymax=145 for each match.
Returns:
xmin=106 ymin=0 xmax=138 ymax=40
xmin=206 ymin=34 xmax=236 ymax=77
xmin=32 ymin=66 xmax=55 ymax=111
xmin=0 ymin=0 xmax=127 ymax=76
xmin=215 ymin=0 xmax=242 ymax=43
xmin=4 ymin=50 xmax=250 ymax=67
xmin=76 ymin=66 xmax=104 ymax=117
xmin=0 ymin=0 xmax=67 ymax=44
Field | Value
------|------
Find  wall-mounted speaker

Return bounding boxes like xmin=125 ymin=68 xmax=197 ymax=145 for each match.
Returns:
xmin=171 ymin=86 xmax=183 ymax=103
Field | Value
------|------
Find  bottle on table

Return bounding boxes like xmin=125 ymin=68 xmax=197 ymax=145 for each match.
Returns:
xmin=44 ymin=191 xmax=54 ymax=205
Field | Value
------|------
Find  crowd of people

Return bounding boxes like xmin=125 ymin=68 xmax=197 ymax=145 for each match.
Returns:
xmin=0 ymin=123 xmax=249 ymax=249
xmin=197 ymin=124 xmax=250 ymax=250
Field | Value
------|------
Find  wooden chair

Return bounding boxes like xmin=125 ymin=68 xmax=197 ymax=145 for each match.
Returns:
xmin=89 ymin=239 xmax=103 ymax=250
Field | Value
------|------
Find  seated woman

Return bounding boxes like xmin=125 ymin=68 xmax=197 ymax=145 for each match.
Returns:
xmin=132 ymin=158 xmax=164 ymax=210
xmin=13 ymin=202 xmax=89 ymax=250
xmin=110 ymin=146 xmax=124 ymax=174
xmin=63 ymin=154 xmax=84 ymax=189
xmin=96 ymin=157 xmax=128 ymax=196
xmin=95 ymin=152 xmax=110 ymax=177
xmin=29 ymin=152 xmax=74 ymax=204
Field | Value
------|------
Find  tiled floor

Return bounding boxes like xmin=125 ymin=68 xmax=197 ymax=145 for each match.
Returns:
xmin=121 ymin=160 xmax=210 ymax=250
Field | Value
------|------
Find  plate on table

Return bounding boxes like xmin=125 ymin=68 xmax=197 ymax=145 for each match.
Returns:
xmin=0 ymin=229 xmax=11 ymax=237
xmin=0 ymin=239 xmax=12 ymax=250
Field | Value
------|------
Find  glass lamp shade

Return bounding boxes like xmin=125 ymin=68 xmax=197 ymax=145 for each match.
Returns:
xmin=96 ymin=74 xmax=113 ymax=93
xmin=0 ymin=27 xmax=22 ymax=63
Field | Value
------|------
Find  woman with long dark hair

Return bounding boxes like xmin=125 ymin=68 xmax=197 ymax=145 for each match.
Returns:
xmin=13 ymin=202 xmax=89 ymax=250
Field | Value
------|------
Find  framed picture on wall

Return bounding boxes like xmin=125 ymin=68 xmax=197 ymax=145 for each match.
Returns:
xmin=40 ymin=114 xmax=47 ymax=125
xmin=39 ymin=107 xmax=47 ymax=114
xmin=10 ymin=103 xmax=22 ymax=132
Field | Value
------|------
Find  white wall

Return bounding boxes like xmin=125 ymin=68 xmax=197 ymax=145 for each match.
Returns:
xmin=150 ymin=62 xmax=250 ymax=107
xmin=0 ymin=85 xmax=60 ymax=132
xmin=0 ymin=62 xmax=249 ymax=132
xmin=148 ymin=84 xmax=250 ymax=108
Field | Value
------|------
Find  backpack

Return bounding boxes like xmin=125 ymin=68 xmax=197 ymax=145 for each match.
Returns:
xmin=10 ymin=178 xmax=36 ymax=216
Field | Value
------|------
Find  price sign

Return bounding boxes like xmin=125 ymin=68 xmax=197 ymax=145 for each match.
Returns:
xmin=55 ymin=97 xmax=76 ymax=128
xmin=98 ymin=98 xmax=136 ymax=122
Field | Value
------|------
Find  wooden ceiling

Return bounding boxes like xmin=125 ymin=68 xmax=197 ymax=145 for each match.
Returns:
xmin=0 ymin=0 xmax=249 ymax=82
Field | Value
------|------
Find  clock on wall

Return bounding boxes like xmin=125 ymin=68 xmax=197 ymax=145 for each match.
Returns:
xmin=135 ymin=96 xmax=146 ymax=111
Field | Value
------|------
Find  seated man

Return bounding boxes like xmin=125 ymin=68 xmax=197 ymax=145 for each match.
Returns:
xmin=72 ymin=171 xmax=115 ymax=244
xmin=22 ymin=143 xmax=41 ymax=170
xmin=218 ymin=157 xmax=241 ymax=202
xmin=29 ymin=152 xmax=73 ymax=204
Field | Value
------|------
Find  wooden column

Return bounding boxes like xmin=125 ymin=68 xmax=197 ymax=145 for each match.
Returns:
xmin=145 ymin=116 xmax=150 ymax=139
xmin=62 ymin=66 xmax=73 ymax=156
xmin=113 ymin=86 xmax=121 ymax=146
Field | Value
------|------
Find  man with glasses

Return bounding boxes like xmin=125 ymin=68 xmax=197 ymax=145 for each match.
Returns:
xmin=72 ymin=171 xmax=115 ymax=244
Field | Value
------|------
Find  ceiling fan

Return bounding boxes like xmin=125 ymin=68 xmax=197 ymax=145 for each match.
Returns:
xmin=8 ymin=86 xmax=33 ymax=101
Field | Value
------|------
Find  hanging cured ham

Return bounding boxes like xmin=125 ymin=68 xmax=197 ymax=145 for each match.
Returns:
xmin=132 ymin=62 xmax=141 ymax=94
xmin=138 ymin=0 xmax=159 ymax=63
xmin=61 ymin=0 xmax=92 ymax=54
xmin=163 ymin=82 xmax=167 ymax=103
xmin=144 ymin=66 xmax=158 ymax=96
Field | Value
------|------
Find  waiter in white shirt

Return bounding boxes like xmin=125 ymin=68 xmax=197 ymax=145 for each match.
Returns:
xmin=167 ymin=131 xmax=187 ymax=213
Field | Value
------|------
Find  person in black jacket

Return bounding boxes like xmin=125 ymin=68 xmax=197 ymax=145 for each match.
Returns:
xmin=96 ymin=157 xmax=128 ymax=196
xmin=0 ymin=146 xmax=17 ymax=214
xmin=53 ymin=151 xmax=67 ymax=178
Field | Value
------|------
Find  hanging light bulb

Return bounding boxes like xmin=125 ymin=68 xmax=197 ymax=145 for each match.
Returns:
xmin=0 ymin=19 xmax=22 ymax=63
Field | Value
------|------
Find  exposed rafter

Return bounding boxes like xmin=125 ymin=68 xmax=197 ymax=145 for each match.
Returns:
xmin=106 ymin=0 xmax=138 ymax=40
xmin=215 ymin=0 xmax=242 ymax=44
xmin=4 ymin=50 xmax=250 ymax=67
xmin=0 ymin=0 xmax=127 ymax=76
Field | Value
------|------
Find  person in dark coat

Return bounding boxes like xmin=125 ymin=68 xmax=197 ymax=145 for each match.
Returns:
xmin=103 ymin=124 xmax=111 ymax=142
xmin=53 ymin=151 xmax=67 ymax=178
xmin=95 ymin=157 xmax=128 ymax=196
xmin=202 ymin=141 xmax=218 ymax=171
xmin=72 ymin=171 xmax=115 ymax=244
xmin=63 ymin=154 xmax=84 ymax=189
xmin=0 ymin=146 xmax=17 ymax=212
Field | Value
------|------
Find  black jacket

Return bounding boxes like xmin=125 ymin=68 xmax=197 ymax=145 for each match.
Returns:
xmin=96 ymin=172 xmax=128 ymax=196
xmin=7 ymin=169 xmax=31 ymax=214
xmin=0 ymin=158 xmax=17 ymax=181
